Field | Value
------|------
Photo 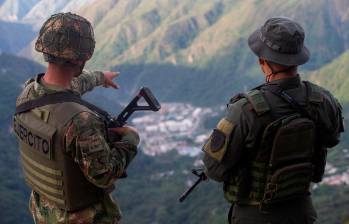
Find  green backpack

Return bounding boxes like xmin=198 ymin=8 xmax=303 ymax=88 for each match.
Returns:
xmin=258 ymin=113 xmax=315 ymax=207
xmin=224 ymin=82 xmax=324 ymax=209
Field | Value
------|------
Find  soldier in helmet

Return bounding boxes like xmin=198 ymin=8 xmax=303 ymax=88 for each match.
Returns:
xmin=203 ymin=17 xmax=344 ymax=223
xmin=14 ymin=12 xmax=139 ymax=223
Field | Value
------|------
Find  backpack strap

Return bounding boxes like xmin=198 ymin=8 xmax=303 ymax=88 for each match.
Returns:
xmin=265 ymin=84 xmax=311 ymax=119
xmin=243 ymin=90 xmax=270 ymax=116
xmin=303 ymin=81 xmax=324 ymax=104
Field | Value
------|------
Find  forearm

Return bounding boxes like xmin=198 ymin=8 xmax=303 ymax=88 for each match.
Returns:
xmin=70 ymin=70 xmax=104 ymax=95
xmin=111 ymin=142 xmax=138 ymax=173
xmin=203 ymin=154 xmax=229 ymax=182
xmin=78 ymin=139 xmax=137 ymax=188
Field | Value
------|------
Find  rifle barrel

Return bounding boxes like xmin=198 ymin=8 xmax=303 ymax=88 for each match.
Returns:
xmin=179 ymin=177 xmax=203 ymax=202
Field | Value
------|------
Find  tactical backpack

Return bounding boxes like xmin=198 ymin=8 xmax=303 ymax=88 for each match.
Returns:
xmin=223 ymin=81 xmax=325 ymax=209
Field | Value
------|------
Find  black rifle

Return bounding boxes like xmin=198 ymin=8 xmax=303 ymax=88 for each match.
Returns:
xmin=179 ymin=168 xmax=208 ymax=202
xmin=107 ymin=87 xmax=161 ymax=179
xmin=107 ymin=87 xmax=161 ymax=129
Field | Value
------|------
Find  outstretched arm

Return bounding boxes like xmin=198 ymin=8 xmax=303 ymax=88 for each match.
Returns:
xmin=70 ymin=70 xmax=120 ymax=95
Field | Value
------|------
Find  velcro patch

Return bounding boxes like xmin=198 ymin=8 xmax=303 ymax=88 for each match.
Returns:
xmin=210 ymin=129 xmax=226 ymax=152
xmin=203 ymin=118 xmax=235 ymax=162
xmin=14 ymin=115 xmax=56 ymax=160
xmin=78 ymin=134 xmax=105 ymax=157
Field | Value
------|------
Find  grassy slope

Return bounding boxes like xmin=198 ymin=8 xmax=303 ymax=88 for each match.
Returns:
xmin=21 ymin=0 xmax=349 ymax=106
xmin=22 ymin=0 xmax=349 ymax=72
xmin=78 ymin=0 xmax=349 ymax=70
xmin=78 ymin=0 xmax=349 ymax=107
xmin=309 ymin=50 xmax=349 ymax=104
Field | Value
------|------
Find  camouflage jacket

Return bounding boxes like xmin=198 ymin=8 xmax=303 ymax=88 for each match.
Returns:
xmin=16 ymin=70 xmax=138 ymax=224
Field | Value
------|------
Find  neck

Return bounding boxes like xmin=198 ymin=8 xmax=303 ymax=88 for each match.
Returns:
xmin=43 ymin=63 xmax=75 ymax=89
xmin=267 ymin=71 xmax=298 ymax=82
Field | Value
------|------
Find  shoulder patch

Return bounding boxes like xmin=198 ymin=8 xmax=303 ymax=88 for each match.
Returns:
xmin=210 ymin=129 xmax=226 ymax=152
xmin=203 ymin=118 xmax=235 ymax=162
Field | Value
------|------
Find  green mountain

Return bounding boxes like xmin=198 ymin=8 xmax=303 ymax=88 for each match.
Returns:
xmin=309 ymin=49 xmax=349 ymax=105
xmin=307 ymin=49 xmax=349 ymax=144
xmin=80 ymin=0 xmax=349 ymax=106
xmin=23 ymin=0 xmax=349 ymax=105
xmin=0 ymin=21 xmax=35 ymax=54
xmin=77 ymin=0 xmax=349 ymax=70
xmin=0 ymin=53 xmax=44 ymax=224
xmin=21 ymin=0 xmax=349 ymax=106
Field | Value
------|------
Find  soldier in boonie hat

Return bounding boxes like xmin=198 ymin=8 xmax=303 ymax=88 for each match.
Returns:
xmin=202 ymin=17 xmax=344 ymax=224
xmin=248 ymin=17 xmax=310 ymax=66
xmin=248 ymin=17 xmax=310 ymax=82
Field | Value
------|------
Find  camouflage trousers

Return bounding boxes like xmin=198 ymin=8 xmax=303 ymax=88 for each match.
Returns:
xmin=29 ymin=191 xmax=121 ymax=224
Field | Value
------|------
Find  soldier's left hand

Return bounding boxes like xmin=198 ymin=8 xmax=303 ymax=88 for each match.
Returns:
xmin=109 ymin=126 xmax=140 ymax=146
xmin=103 ymin=71 xmax=120 ymax=89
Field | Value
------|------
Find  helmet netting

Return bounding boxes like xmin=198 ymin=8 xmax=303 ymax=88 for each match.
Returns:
xmin=35 ymin=12 xmax=95 ymax=62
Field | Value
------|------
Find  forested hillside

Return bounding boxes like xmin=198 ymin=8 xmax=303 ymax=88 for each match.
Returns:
xmin=11 ymin=0 xmax=349 ymax=106
xmin=0 ymin=54 xmax=43 ymax=223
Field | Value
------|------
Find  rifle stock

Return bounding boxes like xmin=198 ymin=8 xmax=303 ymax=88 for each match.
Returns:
xmin=108 ymin=87 xmax=161 ymax=128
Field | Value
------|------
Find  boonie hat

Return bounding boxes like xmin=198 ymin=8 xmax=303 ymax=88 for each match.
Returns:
xmin=248 ymin=17 xmax=310 ymax=66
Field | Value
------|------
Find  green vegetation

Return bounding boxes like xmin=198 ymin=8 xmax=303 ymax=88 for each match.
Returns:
xmin=116 ymin=151 xmax=229 ymax=224
xmin=0 ymin=53 xmax=43 ymax=224
xmin=78 ymin=0 xmax=349 ymax=71
xmin=313 ymin=185 xmax=349 ymax=224
xmin=71 ymin=0 xmax=349 ymax=107
xmin=309 ymin=50 xmax=349 ymax=104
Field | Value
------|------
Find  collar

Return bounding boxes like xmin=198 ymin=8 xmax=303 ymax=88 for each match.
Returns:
xmin=265 ymin=74 xmax=301 ymax=90
xmin=33 ymin=73 xmax=77 ymax=96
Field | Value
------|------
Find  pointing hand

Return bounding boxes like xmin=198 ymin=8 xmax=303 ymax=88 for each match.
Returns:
xmin=103 ymin=71 xmax=120 ymax=89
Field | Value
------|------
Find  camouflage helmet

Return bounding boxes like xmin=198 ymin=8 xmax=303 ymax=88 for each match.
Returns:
xmin=35 ymin=12 xmax=95 ymax=62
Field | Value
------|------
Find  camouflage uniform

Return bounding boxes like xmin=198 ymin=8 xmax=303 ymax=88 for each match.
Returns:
xmin=16 ymin=71 xmax=138 ymax=224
